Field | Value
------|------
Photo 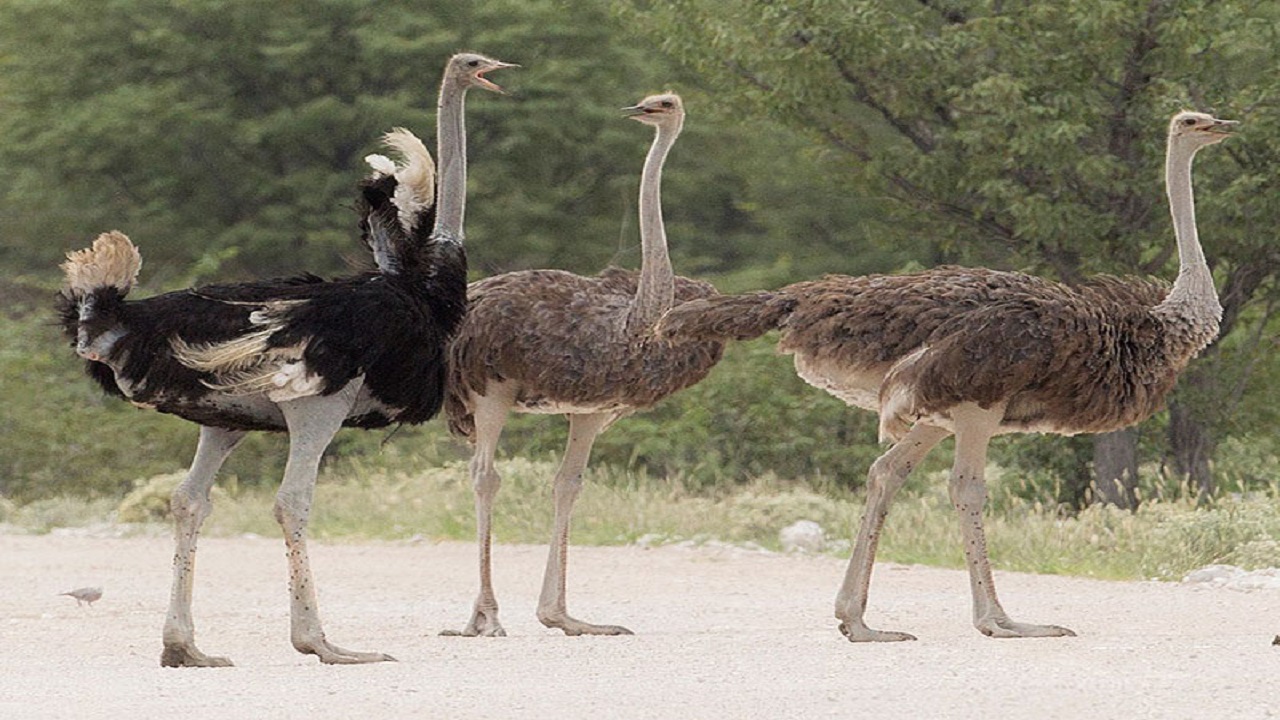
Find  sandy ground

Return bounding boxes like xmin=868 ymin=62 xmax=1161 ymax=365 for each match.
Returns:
xmin=2 ymin=532 xmax=1277 ymax=720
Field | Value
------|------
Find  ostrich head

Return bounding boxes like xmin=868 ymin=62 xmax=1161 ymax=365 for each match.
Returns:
xmin=448 ymin=53 xmax=518 ymax=94
xmin=623 ymin=93 xmax=685 ymax=130
xmin=1169 ymin=111 xmax=1237 ymax=149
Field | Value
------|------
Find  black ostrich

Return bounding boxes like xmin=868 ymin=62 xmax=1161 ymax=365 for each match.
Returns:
xmin=55 ymin=53 xmax=515 ymax=667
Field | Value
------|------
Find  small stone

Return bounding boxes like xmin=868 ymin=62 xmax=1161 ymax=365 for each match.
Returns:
xmin=633 ymin=533 xmax=665 ymax=549
xmin=1182 ymin=564 xmax=1244 ymax=585
xmin=1222 ymin=568 xmax=1280 ymax=592
xmin=780 ymin=520 xmax=825 ymax=553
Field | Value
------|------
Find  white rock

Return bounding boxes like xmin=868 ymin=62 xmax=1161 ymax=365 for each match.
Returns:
xmin=1222 ymin=568 xmax=1280 ymax=592
xmin=633 ymin=533 xmax=666 ymax=549
xmin=1182 ymin=564 xmax=1244 ymax=585
xmin=780 ymin=520 xmax=825 ymax=553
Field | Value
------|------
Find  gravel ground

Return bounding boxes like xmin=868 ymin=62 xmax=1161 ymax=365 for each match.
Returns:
xmin=2 ymin=533 xmax=1278 ymax=719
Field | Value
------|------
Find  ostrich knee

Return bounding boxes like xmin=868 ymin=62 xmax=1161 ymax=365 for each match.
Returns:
xmin=552 ymin=472 xmax=584 ymax=507
xmin=471 ymin=459 xmax=502 ymax=503
xmin=948 ymin=471 xmax=987 ymax=514
xmin=866 ymin=453 xmax=910 ymax=497
xmin=170 ymin=485 xmax=213 ymax=530
xmin=273 ymin=490 xmax=311 ymax=538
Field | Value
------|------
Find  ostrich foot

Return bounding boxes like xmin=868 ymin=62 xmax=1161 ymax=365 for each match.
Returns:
xmin=160 ymin=643 xmax=234 ymax=668
xmin=538 ymin=612 xmax=633 ymax=636
xmin=837 ymin=620 xmax=917 ymax=643
xmin=439 ymin=606 xmax=507 ymax=637
xmin=295 ymin=638 xmax=396 ymax=665
xmin=976 ymin=615 xmax=1076 ymax=639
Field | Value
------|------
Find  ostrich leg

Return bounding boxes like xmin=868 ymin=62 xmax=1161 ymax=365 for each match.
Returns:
xmin=275 ymin=381 xmax=396 ymax=663
xmin=161 ymin=426 xmax=246 ymax=667
xmin=835 ymin=423 xmax=948 ymax=642
xmin=536 ymin=412 xmax=632 ymax=636
xmin=948 ymin=403 xmax=1075 ymax=639
xmin=442 ymin=390 xmax=513 ymax=637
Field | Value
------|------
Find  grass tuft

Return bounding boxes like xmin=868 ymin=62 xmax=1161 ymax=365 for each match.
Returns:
xmin=4 ymin=452 xmax=1277 ymax=583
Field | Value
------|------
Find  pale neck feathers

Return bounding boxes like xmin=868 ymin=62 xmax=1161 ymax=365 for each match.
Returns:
xmin=1153 ymin=137 xmax=1222 ymax=355
xmin=625 ymin=120 xmax=681 ymax=334
xmin=431 ymin=78 xmax=468 ymax=244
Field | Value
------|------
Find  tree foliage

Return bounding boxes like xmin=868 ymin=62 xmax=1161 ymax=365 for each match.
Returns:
xmin=0 ymin=0 xmax=896 ymax=286
xmin=619 ymin=0 xmax=1280 ymax=499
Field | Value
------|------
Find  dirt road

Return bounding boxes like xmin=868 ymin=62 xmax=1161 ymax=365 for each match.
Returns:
xmin=2 ymin=532 xmax=1276 ymax=719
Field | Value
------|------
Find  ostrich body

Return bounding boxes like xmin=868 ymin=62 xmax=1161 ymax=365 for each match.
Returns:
xmin=441 ymin=93 xmax=723 ymax=637
xmin=56 ymin=53 xmax=513 ymax=666
xmin=657 ymin=111 xmax=1234 ymax=641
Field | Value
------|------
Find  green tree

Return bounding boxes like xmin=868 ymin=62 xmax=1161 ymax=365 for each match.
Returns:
xmin=619 ymin=0 xmax=1280 ymax=503
xmin=0 ymin=0 xmax=892 ymax=285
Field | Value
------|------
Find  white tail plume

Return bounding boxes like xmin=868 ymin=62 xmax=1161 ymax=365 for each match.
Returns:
xmin=364 ymin=153 xmax=397 ymax=176
xmin=384 ymin=127 xmax=435 ymax=234
xmin=61 ymin=231 xmax=142 ymax=297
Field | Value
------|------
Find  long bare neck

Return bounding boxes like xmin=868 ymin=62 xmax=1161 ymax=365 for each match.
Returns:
xmin=431 ymin=77 xmax=467 ymax=244
xmin=625 ymin=119 xmax=681 ymax=334
xmin=1154 ymin=138 xmax=1222 ymax=353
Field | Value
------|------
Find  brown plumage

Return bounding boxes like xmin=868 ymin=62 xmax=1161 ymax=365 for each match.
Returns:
xmin=441 ymin=93 xmax=723 ymax=638
xmin=662 ymin=268 xmax=1182 ymax=439
xmin=447 ymin=267 xmax=719 ymax=436
xmin=657 ymin=111 xmax=1235 ymax=642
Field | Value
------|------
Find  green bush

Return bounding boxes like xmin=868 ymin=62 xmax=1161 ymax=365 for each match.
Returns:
xmin=116 ymin=470 xmax=233 ymax=523
xmin=723 ymin=482 xmax=847 ymax=542
xmin=1139 ymin=497 xmax=1280 ymax=577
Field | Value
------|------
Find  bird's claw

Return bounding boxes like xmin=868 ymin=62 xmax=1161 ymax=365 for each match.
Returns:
xmin=160 ymin=644 xmax=234 ymax=668
xmin=837 ymin=620 xmax=917 ymax=643
xmin=440 ymin=606 xmax=506 ymax=637
xmin=539 ymin=613 xmax=634 ymax=636
xmin=297 ymin=639 xmax=396 ymax=664
xmin=976 ymin=616 xmax=1077 ymax=639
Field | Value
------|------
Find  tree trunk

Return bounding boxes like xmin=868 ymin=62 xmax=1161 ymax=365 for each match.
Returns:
xmin=1048 ymin=436 xmax=1097 ymax=510
xmin=1167 ymin=397 xmax=1215 ymax=500
xmin=1091 ymin=429 xmax=1138 ymax=509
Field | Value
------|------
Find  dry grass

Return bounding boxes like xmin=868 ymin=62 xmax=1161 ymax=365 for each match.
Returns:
xmin=4 ymin=456 xmax=1277 ymax=582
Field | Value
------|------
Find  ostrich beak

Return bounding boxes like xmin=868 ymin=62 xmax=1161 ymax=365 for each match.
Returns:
xmin=475 ymin=62 xmax=519 ymax=94
xmin=622 ymin=104 xmax=656 ymax=119
xmin=1200 ymin=118 xmax=1238 ymax=145
xmin=1206 ymin=119 xmax=1238 ymax=135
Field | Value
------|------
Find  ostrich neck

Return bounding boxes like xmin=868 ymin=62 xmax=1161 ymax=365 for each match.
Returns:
xmin=1157 ymin=137 xmax=1223 ymax=353
xmin=625 ymin=120 xmax=680 ymax=334
xmin=431 ymin=79 xmax=468 ymax=244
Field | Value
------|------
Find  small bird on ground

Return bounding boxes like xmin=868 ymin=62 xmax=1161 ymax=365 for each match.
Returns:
xmin=59 ymin=587 xmax=103 ymax=607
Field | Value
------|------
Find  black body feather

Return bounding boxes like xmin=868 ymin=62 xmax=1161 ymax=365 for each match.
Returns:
xmin=57 ymin=171 xmax=462 ymax=432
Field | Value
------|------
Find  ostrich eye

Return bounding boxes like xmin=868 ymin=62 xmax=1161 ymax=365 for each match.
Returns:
xmin=467 ymin=59 xmax=480 ymax=68
xmin=661 ymin=101 xmax=673 ymax=108
xmin=1182 ymin=117 xmax=1197 ymax=126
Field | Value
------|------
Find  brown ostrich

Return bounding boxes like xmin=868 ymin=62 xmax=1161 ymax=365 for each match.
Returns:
xmin=56 ymin=53 xmax=514 ymax=666
xmin=656 ymin=111 xmax=1235 ymax=641
xmin=441 ymin=93 xmax=723 ymax=637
